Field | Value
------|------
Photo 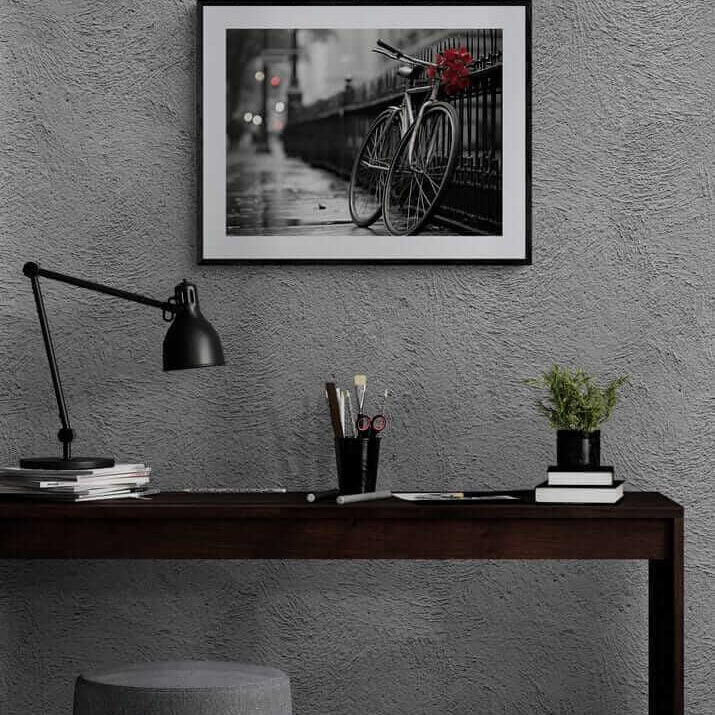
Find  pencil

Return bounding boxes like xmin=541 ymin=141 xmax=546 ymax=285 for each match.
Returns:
xmin=336 ymin=490 xmax=392 ymax=505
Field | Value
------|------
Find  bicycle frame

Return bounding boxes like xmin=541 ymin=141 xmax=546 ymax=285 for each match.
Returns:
xmin=386 ymin=80 xmax=441 ymax=172
xmin=374 ymin=42 xmax=444 ymax=169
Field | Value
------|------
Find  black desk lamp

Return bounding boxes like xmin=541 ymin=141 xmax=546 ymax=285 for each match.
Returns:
xmin=21 ymin=262 xmax=225 ymax=470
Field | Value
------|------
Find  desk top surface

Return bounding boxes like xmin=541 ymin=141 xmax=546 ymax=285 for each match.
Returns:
xmin=0 ymin=491 xmax=682 ymax=520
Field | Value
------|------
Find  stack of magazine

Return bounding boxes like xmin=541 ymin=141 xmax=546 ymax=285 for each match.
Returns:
xmin=535 ymin=465 xmax=623 ymax=504
xmin=0 ymin=463 xmax=152 ymax=502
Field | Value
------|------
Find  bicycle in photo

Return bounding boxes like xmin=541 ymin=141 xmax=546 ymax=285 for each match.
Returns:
xmin=348 ymin=39 xmax=464 ymax=236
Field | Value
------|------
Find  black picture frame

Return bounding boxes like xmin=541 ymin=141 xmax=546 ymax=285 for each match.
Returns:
xmin=198 ymin=0 xmax=531 ymax=264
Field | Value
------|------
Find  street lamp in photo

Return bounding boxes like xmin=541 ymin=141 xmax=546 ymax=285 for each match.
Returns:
xmin=254 ymin=30 xmax=271 ymax=154
xmin=287 ymin=29 xmax=303 ymax=116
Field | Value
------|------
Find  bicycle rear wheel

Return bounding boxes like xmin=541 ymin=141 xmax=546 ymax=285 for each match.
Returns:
xmin=348 ymin=109 xmax=401 ymax=227
xmin=383 ymin=102 xmax=459 ymax=235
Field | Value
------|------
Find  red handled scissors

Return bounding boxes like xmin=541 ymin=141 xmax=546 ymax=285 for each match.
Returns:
xmin=356 ymin=413 xmax=387 ymax=437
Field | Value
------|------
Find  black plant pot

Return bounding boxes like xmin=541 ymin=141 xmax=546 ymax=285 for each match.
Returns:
xmin=556 ymin=430 xmax=600 ymax=468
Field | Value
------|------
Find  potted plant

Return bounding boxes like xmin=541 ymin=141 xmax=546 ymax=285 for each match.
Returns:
xmin=525 ymin=365 xmax=628 ymax=468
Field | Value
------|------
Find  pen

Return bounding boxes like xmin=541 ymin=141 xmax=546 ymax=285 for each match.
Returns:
xmin=306 ymin=488 xmax=340 ymax=503
xmin=445 ymin=492 xmax=518 ymax=500
xmin=393 ymin=492 xmax=520 ymax=501
xmin=336 ymin=490 xmax=392 ymax=505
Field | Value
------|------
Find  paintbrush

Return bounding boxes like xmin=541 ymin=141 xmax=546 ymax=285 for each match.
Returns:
xmin=338 ymin=389 xmax=346 ymax=436
xmin=325 ymin=382 xmax=344 ymax=439
xmin=353 ymin=374 xmax=367 ymax=416
xmin=343 ymin=389 xmax=357 ymax=437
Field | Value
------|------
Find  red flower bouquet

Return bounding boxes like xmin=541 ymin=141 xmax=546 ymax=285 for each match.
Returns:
xmin=427 ymin=46 xmax=473 ymax=95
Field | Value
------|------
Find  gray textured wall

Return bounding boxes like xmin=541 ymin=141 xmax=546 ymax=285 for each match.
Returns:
xmin=0 ymin=1 xmax=712 ymax=713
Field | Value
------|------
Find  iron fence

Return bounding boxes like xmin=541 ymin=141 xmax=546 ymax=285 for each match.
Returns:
xmin=283 ymin=31 xmax=502 ymax=234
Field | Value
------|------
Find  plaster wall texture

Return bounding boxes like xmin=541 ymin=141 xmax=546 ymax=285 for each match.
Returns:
xmin=0 ymin=1 xmax=712 ymax=713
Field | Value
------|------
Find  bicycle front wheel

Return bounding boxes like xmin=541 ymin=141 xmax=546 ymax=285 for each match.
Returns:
xmin=348 ymin=109 xmax=401 ymax=227
xmin=383 ymin=102 xmax=459 ymax=236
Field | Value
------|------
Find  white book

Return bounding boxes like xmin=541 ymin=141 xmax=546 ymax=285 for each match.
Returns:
xmin=0 ymin=484 xmax=145 ymax=496
xmin=547 ymin=467 xmax=614 ymax=487
xmin=0 ymin=477 xmax=151 ymax=492
xmin=0 ymin=487 xmax=148 ymax=501
xmin=535 ymin=481 xmax=624 ymax=504
xmin=0 ymin=464 xmax=147 ymax=480
xmin=0 ymin=473 xmax=151 ymax=488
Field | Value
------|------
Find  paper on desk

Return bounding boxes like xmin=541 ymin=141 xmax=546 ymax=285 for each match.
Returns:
xmin=394 ymin=492 xmax=520 ymax=501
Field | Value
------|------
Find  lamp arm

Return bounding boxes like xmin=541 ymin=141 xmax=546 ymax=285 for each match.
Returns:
xmin=22 ymin=262 xmax=177 ymax=462
xmin=23 ymin=263 xmax=175 ymax=313
xmin=26 ymin=272 xmax=74 ymax=460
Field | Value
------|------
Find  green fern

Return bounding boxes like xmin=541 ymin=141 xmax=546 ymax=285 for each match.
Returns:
xmin=524 ymin=365 xmax=628 ymax=432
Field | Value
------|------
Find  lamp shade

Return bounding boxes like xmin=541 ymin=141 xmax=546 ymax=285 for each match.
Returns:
xmin=163 ymin=280 xmax=225 ymax=371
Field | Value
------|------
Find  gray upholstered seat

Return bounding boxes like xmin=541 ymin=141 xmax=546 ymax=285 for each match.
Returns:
xmin=73 ymin=660 xmax=292 ymax=714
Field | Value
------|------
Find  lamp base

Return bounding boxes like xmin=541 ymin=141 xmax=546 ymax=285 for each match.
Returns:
xmin=19 ymin=457 xmax=116 ymax=470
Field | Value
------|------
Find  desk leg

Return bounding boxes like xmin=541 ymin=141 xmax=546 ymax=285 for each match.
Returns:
xmin=649 ymin=517 xmax=683 ymax=715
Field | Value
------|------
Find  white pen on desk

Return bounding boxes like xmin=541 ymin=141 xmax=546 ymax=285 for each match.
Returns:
xmin=337 ymin=490 xmax=392 ymax=505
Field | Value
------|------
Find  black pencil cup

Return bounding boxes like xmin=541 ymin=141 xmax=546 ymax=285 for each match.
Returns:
xmin=334 ymin=437 xmax=381 ymax=495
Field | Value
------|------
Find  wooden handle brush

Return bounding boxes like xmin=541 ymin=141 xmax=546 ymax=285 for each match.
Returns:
xmin=325 ymin=382 xmax=344 ymax=439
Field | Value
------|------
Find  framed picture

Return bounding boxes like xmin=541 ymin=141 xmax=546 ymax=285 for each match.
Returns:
xmin=199 ymin=1 xmax=531 ymax=263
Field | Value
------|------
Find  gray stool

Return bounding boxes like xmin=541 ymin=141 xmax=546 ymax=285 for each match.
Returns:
xmin=73 ymin=660 xmax=292 ymax=715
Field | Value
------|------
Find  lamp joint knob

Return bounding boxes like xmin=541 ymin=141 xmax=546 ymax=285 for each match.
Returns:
xmin=58 ymin=427 xmax=74 ymax=443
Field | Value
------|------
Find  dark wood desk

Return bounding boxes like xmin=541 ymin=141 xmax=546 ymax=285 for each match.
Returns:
xmin=0 ymin=492 xmax=683 ymax=714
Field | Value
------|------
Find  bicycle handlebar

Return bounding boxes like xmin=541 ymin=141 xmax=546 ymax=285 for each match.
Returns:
xmin=374 ymin=39 xmax=438 ymax=69
xmin=371 ymin=48 xmax=397 ymax=60
xmin=376 ymin=39 xmax=401 ymax=56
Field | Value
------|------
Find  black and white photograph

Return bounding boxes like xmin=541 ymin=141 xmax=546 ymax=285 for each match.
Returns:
xmin=200 ymin=3 xmax=529 ymax=261
xmin=226 ymin=28 xmax=503 ymax=237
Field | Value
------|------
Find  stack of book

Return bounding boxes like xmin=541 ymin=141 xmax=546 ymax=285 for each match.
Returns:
xmin=0 ymin=463 xmax=152 ymax=502
xmin=535 ymin=465 xmax=624 ymax=504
